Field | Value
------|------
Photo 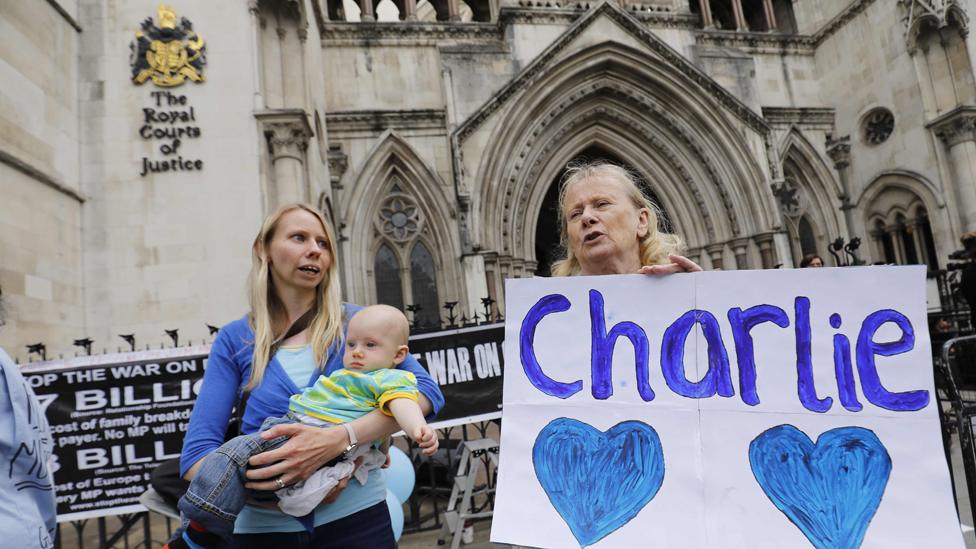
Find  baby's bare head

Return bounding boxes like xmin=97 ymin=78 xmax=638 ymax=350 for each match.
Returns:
xmin=351 ymin=305 xmax=410 ymax=346
xmin=343 ymin=305 xmax=411 ymax=372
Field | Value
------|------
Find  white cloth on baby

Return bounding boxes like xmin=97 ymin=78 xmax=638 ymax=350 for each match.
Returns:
xmin=275 ymin=415 xmax=389 ymax=517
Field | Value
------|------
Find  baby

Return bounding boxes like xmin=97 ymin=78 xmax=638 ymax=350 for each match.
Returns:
xmin=168 ymin=305 xmax=438 ymax=548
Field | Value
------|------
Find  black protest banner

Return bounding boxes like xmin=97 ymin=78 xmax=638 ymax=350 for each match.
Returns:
xmin=19 ymin=325 xmax=503 ymax=520
xmin=22 ymin=346 xmax=208 ymax=521
xmin=409 ymin=323 xmax=504 ymax=428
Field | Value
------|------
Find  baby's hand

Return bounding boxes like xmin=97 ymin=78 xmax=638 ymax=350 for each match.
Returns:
xmin=414 ymin=425 xmax=439 ymax=456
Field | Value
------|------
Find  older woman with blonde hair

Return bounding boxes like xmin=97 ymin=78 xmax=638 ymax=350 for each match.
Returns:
xmin=552 ymin=162 xmax=701 ymax=277
xmin=178 ymin=203 xmax=442 ymax=548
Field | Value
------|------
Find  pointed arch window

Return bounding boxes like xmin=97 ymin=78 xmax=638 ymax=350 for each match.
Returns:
xmin=370 ymin=176 xmax=443 ymax=328
xmin=773 ymin=170 xmax=828 ymax=267
xmin=374 ymin=244 xmax=404 ymax=310
xmin=410 ymin=241 xmax=440 ymax=328
xmin=866 ymin=187 xmax=940 ymax=269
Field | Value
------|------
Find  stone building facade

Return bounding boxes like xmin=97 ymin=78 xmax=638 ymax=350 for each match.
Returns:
xmin=2 ymin=0 xmax=975 ymax=358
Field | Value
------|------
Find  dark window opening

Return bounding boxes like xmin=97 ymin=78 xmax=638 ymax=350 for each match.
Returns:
xmin=896 ymin=214 xmax=919 ymax=265
xmin=798 ymin=216 xmax=817 ymax=257
xmin=409 ymin=241 xmax=440 ymax=328
xmin=374 ymin=244 xmax=404 ymax=310
xmin=918 ymin=211 xmax=939 ymax=271
xmin=772 ymin=0 xmax=797 ymax=34
xmin=742 ymin=0 xmax=770 ymax=32
xmin=875 ymin=221 xmax=896 ymax=264
xmin=708 ymin=0 xmax=737 ymax=30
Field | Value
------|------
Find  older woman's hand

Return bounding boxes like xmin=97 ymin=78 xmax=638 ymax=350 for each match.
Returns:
xmin=244 ymin=422 xmax=348 ymax=490
xmin=637 ymin=254 xmax=703 ymax=275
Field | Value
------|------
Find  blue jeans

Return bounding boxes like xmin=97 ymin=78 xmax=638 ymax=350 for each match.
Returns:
xmin=229 ymin=501 xmax=396 ymax=549
xmin=179 ymin=415 xmax=294 ymax=537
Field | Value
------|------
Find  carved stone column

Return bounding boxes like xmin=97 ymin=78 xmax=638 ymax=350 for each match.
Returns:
xmin=502 ymin=256 xmax=513 ymax=280
xmin=730 ymin=0 xmax=746 ymax=30
xmin=247 ymin=1 xmax=264 ymax=110
xmin=262 ymin=26 xmax=284 ymax=109
xmin=929 ymin=107 xmax=976 ymax=231
xmin=906 ymin=219 xmax=924 ymax=263
xmin=762 ymin=0 xmax=777 ymax=30
xmin=280 ymin=28 xmax=305 ymax=109
xmin=685 ymin=247 xmax=703 ymax=268
xmin=327 ymin=144 xmax=348 ymax=190
xmin=256 ymin=110 xmax=312 ymax=208
xmin=753 ymin=232 xmax=777 ymax=269
xmin=730 ymin=238 xmax=751 ymax=269
xmin=403 ymin=0 xmax=417 ymax=20
xmin=360 ymin=0 xmax=375 ymax=22
xmin=705 ymin=243 xmax=726 ymax=270
xmin=267 ymin=122 xmax=309 ymax=205
xmin=697 ymin=0 xmax=713 ymax=28
xmin=326 ymin=143 xmax=349 ymax=240
xmin=826 ymin=134 xmax=860 ymax=258
xmin=891 ymin=223 xmax=907 ymax=262
xmin=447 ymin=0 xmax=461 ymax=21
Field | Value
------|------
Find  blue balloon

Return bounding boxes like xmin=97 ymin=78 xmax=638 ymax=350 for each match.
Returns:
xmin=382 ymin=446 xmax=416 ymax=503
xmin=385 ymin=489 xmax=404 ymax=541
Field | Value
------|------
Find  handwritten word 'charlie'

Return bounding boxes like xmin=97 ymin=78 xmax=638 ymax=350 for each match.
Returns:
xmin=519 ymin=290 xmax=929 ymax=413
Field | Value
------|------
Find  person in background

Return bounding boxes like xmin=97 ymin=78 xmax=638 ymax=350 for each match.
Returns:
xmin=0 ymin=294 xmax=57 ymax=548
xmin=958 ymin=232 xmax=976 ymax=332
xmin=799 ymin=254 xmax=824 ymax=268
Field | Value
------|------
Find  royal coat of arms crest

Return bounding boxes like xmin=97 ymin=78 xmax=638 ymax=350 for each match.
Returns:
xmin=130 ymin=5 xmax=206 ymax=87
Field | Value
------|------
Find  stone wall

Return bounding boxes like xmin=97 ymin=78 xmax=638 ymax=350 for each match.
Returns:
xmin=0 ymin=0 xmax=84 ymax=357
xmin=792 ymin=0 xmax=873 ymax=36
xmin=3 ymin=0 xmax=975 ymax=356
xmin=76 ymin=0 xmax=264 ymax=354
xmin=812 ymin=0 xmax=954 ymax=260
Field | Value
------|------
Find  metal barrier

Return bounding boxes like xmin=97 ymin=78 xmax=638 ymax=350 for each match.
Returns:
xmin=51 ymin=352 xmax=972 ymax=547
xmin=29 ymin=309 xmax=504 ymax=547
xmin=939 ymin=335 xmax=976 ymax=527
xmin=54 ymin=512 xmax=177 ymax=549
xmin=402 ymin=420 xmax=499 ymax=534
xmin=51 ymin=422 xmax=495 ymax=548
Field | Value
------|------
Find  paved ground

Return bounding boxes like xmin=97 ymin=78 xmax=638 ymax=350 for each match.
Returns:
xmin=399 ymin=521 xmax=502 ymax=549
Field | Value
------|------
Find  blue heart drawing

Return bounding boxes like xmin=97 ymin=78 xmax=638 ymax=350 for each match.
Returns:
xmin=749 ymin=425 xmax=891 ymax=549
xmin=532 ymin=417 xmax=665 ymax=547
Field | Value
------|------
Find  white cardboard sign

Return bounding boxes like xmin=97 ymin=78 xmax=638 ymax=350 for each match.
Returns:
xmin=491 ymin=267 xmax=963 ymax=548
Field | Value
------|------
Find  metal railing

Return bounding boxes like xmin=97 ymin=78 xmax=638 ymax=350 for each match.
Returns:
xmin=54 ymin=513 xmax=177 ymax=549
xmin=52 ymin=421 xmax=497 ymax=548
xmin=402 ymin=420 xmax=499 ymax=534
xmin=938 ymin=335 xmax=976 ymax=527
xmin=47 ymin=271 xmax=976 ymax=547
